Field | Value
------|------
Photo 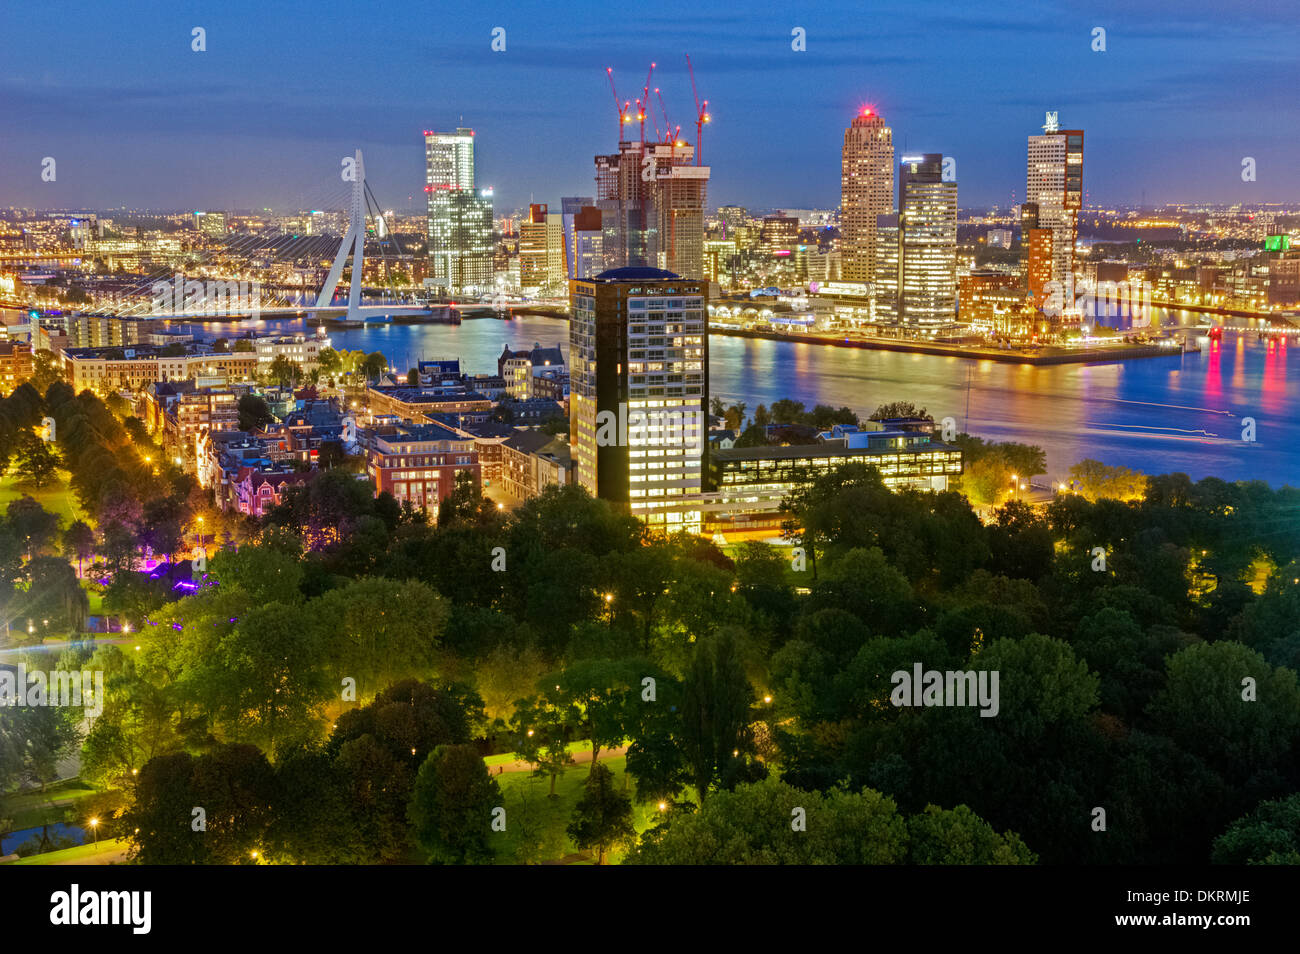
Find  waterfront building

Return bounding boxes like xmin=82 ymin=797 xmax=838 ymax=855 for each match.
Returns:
xmin=841 ymin=107 xmax=894 ymax=284
xmin=519 ymin=204 xmax=567 ymax=294
xmin=702 ymin=421 xmax=963 ymax=535
xmin=895 ymin=154 xmax=958 ymax=328
xmin=1026 ymin=118 xmax=1084 ymax=285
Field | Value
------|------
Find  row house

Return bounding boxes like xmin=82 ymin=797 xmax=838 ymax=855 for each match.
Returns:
xmin=366 ymin=420 xmax=480 ymax=514
xmin=497 ymin=343 xmax=566 ymax=399
xmin=0 ymin=341 xmax=33 ymax=393
xmin=366 ymin=384 xmax=493 ymax=423
xmin=232 ymin=466 xmax=311 ymax=517
xmin=499 ymin=429 xmax=574 ymax=503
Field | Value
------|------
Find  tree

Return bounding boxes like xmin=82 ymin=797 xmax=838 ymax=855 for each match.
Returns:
xmin=6 ymin=495 xmax=61 ymax=558
xmin=1212 ymin=794 xmax=1300 ymax=865
xmin=14 ymin=433 xmax=59 ymax=488
xmin=437 ymin=470 xmax=502 ymax=528
xmin=769 ymin=398 xmax=806 ymax=424
xmin=123 ymin=744 xmax=275 ymax=865
xmin=317 ymin=347 xmax=342 ymax=380
xmin=1149 ymin=641 xmax=1300 ymax=783
xmin=627 ymin=778 xmax=909 ymax=865
xmin=0 ymin=702 xmax=80 ymax=792
xmin=362 ymin=351 xmax=389 ymax=382
xmin=408 ymin=743 xmax=502 ymax=864
xmin=567 ymin=762 xmax=634 ymax=864
xmin=325 ymin=679 xmax=485 ymax=863
xmin=263 ymin=745 xmax=357 ymax=864
xmin=733 ymin=424 xmax=769 ymax=448
xmin=21 ymin=556 xmax=90 ymax=634
xmin=906 ymin=804 xmax=1037 ymax=864
xmin=267 ymin=354 xmax=299 ymax=387
xmin=29 ymin=350 xmax=63 ymax=395
xmin=201 ymin=601 xmax=330 ymax=753
xmin=237 ymin=394 xmax=273 ymax=432
xmin=679 ymin=629 xmax=762 ymax=802
xmin=510 ymin=693 xmax=578 ymax=797
xmin=61 ymin=519 xmax=95 ymax=575
xmin=1066 ymin=458 xmax=1148 ymax=501
xmin=315 ymin=577 xmax=449 ymax=698
xmin=870 ymin=401 xmax=932 ymax=421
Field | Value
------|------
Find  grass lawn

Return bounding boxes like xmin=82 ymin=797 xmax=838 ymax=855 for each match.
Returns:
xmin=7 ymin=837 xmax=125 ymax=865
xmin=483 ymin=739 xmax=594 ymax=768
xmin=0 ymin=469 xmax=83 ymax=527
xmin=722 ymin=540 xmax=817 ymax=588
xmin=3 ymin=780 xmax=99 ymax=831
xmin=490 ymin=754 xmax=669 ymax=865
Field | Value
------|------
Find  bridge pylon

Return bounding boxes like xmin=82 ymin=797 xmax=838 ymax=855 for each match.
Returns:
xmin=314 ymin=149 xmax=368 ymax=321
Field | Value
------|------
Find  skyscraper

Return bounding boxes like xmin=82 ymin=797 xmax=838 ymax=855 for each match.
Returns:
xmin=897 ymin=153 xmax=958 ymax=327
xmin=570 ymin=266 xmax=707 ymax=532
xmin=1026 ymin=116 xmax=1084 ymax=286
xmin=841 ymin=107 xmax=894 ymax=284
xmin=425 ymin=127 xmax=494 ymax=295
xmin=595 ymin=141 xmax=710 ymax=279
xmin=874 ymin=154 xmax=958 ymax=329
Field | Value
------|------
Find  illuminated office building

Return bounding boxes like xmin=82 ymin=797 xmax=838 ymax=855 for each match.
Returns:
xmin=425 ymin=127 xmax=494 ymax=294
xmin=570 ymin=267 xmax=707 ymax=532
xmin=1026 ymin=117 xmax=1084 ymax=284
xmin=841 ymin=107 xmax=894 ymax=284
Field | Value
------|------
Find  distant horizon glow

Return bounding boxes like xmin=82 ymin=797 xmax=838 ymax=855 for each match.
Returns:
xmin=1 ymin=0 xmax=1297 ymax=213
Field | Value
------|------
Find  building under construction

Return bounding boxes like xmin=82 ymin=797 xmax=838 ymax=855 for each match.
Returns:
xmin=595 ymin=60 xmax=712 ymax=280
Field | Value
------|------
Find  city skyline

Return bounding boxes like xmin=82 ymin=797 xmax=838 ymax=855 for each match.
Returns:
xmin=3 ymin=0 xmax=1299 ymax=213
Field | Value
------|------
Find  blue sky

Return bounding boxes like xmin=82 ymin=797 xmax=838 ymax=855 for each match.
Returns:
xmin=2 ymin=0 xmax=1298 ymax=213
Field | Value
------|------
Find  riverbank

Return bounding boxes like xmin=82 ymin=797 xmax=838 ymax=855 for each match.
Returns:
xmin=1150 ymin=300 xmax=1297 ymax=323
xmin=710 ymin=327 xmax=1192 ymax=364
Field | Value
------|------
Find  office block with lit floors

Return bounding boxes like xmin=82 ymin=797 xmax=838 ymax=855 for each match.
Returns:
xmin=569 ymin=267 xmax=707 ymax=532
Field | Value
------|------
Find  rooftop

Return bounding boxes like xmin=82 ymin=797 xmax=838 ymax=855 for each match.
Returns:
xmin=594 ymin=266 xmax=681 ymax=281
xmin=714 ymin=441 xmax=959 ymax=463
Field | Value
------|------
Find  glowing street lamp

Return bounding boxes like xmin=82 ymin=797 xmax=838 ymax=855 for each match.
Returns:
xmin=89 ymin=817 xmax=99 ymax=847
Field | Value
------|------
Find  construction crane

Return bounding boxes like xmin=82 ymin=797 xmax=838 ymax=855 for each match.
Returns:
xmin=685 ymin=53 xmax=710 ymax=165
xmin=639 ymin=62 xmax=656 ymax=142
xmin=656 ymin=88 xmax=680 ymax=144
xmin=606 ymin=68 xmax=633 ymax=142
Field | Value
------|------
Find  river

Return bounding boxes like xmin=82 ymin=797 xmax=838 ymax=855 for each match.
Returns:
xmin=44 ymin=308 xmax=1300 ymax=488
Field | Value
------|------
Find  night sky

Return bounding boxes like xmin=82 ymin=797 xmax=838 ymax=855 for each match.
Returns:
xmin=2 ymin=0 xmax=1297 ymax=214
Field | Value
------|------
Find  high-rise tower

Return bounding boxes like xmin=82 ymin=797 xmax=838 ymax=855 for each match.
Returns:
xmin=425 ymin=127 xmax=494 ymax=295
xmin=570 ymin=266 xmax=707 ymax=532
xmin=1026 ymin=115 xmax=1083 ymax=285
xmin=595 ymin=142 xmax=709 ymax=279
xmin=841 ymin=107 xmax=894 ymax=284
xmin=896 ymin=153 xmax=958 ymax=327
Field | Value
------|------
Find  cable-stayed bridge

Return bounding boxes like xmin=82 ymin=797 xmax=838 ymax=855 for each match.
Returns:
xmin=10 ymin=148 xmax=436 ymax=326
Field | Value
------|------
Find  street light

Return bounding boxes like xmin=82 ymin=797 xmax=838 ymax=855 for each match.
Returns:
xmin=89 ymin=818 xmax=99 ymax=847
